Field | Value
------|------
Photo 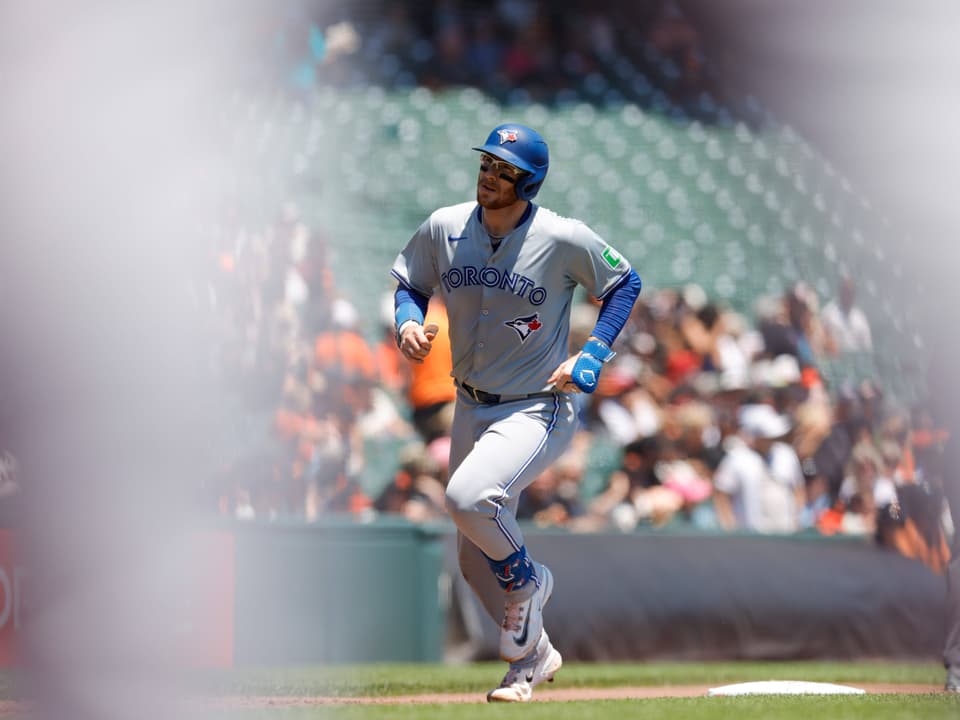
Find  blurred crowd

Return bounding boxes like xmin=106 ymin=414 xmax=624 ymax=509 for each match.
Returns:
xmin=0 ymin=1 xmax=949 ymax=577
xmin=202 ymin=201 xmax=952 ymax=575
xmin=363 ymin=0 xmax=707 ymax=102
xmin=274 ymin=0 xmax=723 ymax=114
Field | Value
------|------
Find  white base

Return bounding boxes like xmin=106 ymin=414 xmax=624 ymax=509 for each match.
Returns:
xmin=708 ymin=681 xmax=866 ymax=696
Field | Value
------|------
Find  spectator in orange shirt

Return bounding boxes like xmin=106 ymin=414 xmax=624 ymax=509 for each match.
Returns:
xmin=313 ymin=298 xmax=377 ymax=387
xmin=375 ymin=292 xmax=411 ymax=396
xmin=407 ymin=297 xmax=456 ymax=443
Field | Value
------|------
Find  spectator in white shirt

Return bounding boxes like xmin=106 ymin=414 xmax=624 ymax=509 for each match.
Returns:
xmin=713 ymin=403 xmax=805 ymax=533
xmin=821 ymin=274 xmax=873 ymax=353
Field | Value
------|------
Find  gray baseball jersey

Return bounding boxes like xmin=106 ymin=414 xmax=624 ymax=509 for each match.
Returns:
xmin=392 ymin=200 xmax=632 ymax=621
xmin=391 ymin=201 xmax=631 ymax=396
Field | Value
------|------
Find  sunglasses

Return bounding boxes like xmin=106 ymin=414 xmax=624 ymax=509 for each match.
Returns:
xmin=479 ymin=153 xmax=525 ymax=184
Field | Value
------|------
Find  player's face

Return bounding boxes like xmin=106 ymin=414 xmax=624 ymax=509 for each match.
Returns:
xmin=476 ymin=153 xmax=524 ymax=209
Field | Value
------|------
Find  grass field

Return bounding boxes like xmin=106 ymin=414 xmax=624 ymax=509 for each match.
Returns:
xmin=191 ymin=660 xmax=941 ymax=696
xmin=183 ymin=660 xmax=958 ymax=719
xmin=221 ymin=696 xmax=959 ymax=720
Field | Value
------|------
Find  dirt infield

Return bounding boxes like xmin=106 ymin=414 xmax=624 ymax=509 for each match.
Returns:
xmin=209 ymin=684 xmax=944 ymax=707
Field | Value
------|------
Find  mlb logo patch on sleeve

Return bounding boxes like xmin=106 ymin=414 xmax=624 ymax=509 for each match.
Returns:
xmin=602 ymin=246 xmax=622 ymax=269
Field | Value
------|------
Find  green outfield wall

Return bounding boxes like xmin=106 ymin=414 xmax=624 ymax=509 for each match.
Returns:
xmin=212 ymin=518 xmax=947 ymax=665
xmin=230 ymin=517 xmax=446 ymax=664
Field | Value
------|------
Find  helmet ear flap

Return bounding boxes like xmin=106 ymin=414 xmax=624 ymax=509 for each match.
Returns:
xmin=516 ymin=177 xmax=542 ymax=202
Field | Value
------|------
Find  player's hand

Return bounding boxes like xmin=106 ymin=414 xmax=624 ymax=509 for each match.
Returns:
xmin=399 ymin=322 xmax=439 ymax=364
xmin=570 ymin=338 xmax=615 ymax=393
xmin=549 ymin=338 xmax=616 ymax=393
xmin=548 ymin=354 xmax=583 ymax=393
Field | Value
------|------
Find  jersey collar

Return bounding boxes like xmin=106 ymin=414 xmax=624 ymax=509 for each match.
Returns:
xmin=475 ymin=203 xmax=535 ymax=233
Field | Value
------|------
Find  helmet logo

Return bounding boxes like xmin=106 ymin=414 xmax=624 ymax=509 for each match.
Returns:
xmin=497 ymin=129 xmax=519 ymax=144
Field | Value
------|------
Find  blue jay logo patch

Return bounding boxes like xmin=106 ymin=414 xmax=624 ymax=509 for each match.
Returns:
xmin=504 ymin=313 xmax=543 ymax=342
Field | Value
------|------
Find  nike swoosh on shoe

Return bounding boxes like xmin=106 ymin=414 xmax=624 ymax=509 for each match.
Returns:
xmin=512 ymin=610 xmax=531 ymax=646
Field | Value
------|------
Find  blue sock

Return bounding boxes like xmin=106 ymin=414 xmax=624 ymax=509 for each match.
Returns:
xmin=486 ymin=546 xmax=538 ymax=592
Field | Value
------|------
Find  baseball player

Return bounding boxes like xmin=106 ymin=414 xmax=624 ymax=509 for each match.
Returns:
xmin=390 ymin=123 xmax=642 ymax=702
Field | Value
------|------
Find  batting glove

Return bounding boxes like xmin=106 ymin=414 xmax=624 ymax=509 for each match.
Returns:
xmin=571 ymin=338 xmax=616 ymax=393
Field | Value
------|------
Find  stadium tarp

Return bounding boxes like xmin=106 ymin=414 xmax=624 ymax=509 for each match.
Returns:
xmin=446 ymin=529 xmax=947 ymax=661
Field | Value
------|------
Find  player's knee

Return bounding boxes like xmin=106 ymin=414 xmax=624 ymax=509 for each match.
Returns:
xmin=443 ymin=485 xmax=475 ymax=517
xmin=444 ymin=478 xmax=494 ymax=518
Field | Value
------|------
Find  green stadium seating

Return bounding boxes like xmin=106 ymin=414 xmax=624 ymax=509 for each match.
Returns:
xmin=232 ymin=86 xmax=925 ymax=409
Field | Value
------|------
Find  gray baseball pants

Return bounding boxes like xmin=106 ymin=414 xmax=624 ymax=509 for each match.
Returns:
xmin=445 ymin=390 xmax=576 ymax=619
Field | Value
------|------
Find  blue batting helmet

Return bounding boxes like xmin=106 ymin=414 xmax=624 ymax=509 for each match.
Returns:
xmin=472 ymin=123 xmax=549 ymax=201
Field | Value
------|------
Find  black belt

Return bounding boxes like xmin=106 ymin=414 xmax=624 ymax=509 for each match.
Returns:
xmin=458 ymin=380 xmax=557 ymax=405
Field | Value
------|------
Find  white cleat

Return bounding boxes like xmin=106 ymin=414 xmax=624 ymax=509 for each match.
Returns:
xmin=498 ymin=564 xmax=554 ymax=662
xmin=488 ymin=633 xmax=563 ymax=703
xmin=946 ymin=665 xmax=960 ymax=693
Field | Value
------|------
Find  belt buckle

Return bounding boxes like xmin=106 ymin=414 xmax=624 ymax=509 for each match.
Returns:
xmin=462 ymin=382 xmax=481 ymax=403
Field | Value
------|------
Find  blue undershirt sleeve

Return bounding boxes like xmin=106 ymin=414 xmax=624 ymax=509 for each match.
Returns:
xmin=591 ymin=269 xmax=642 ymax=346
xmin=394 ymin=285 xmax=430 ymax=343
